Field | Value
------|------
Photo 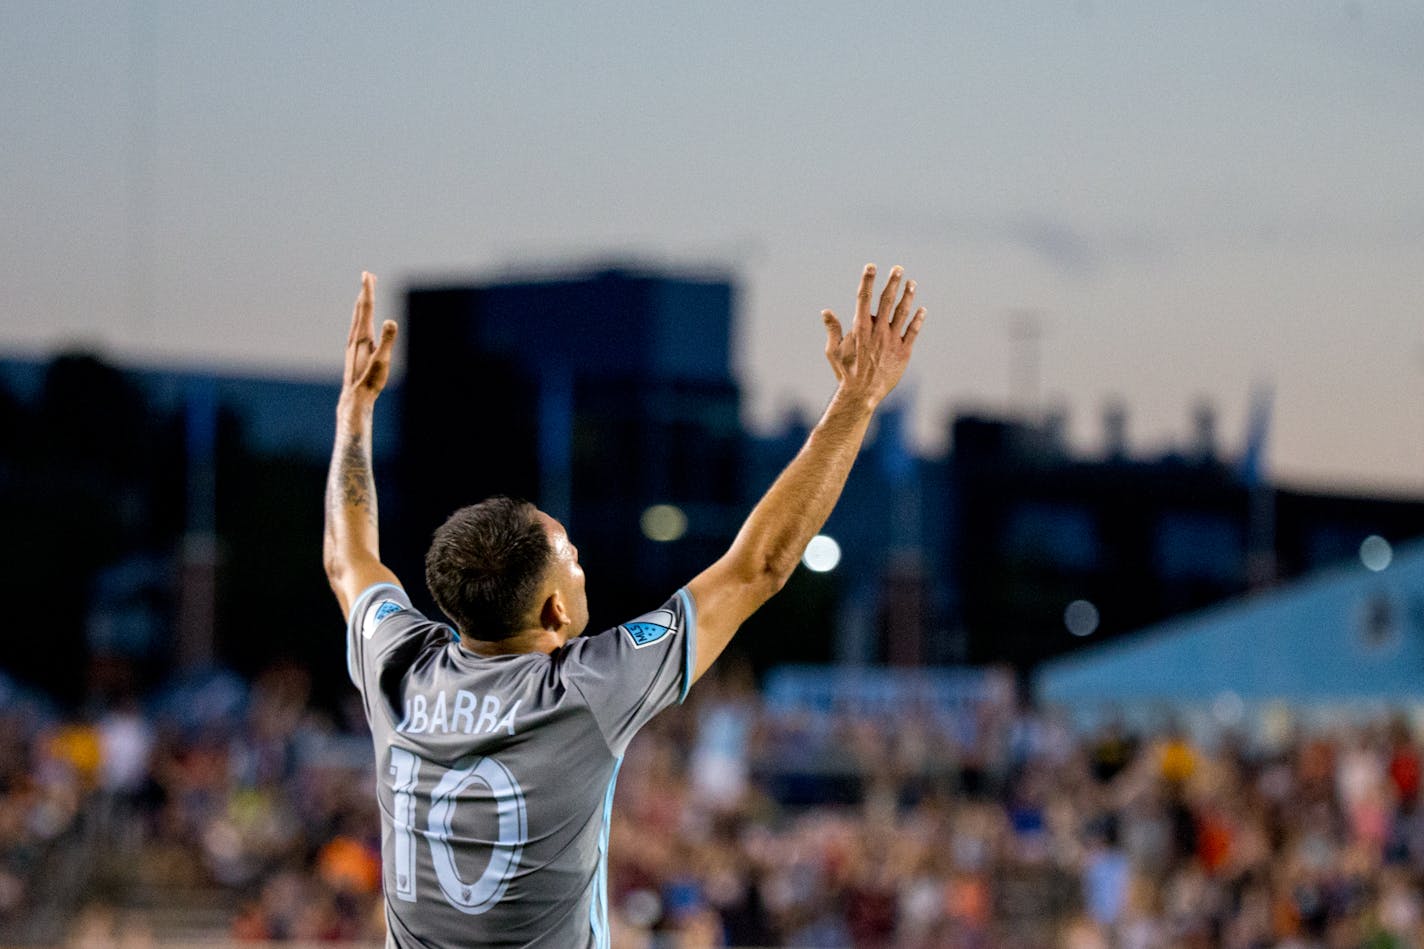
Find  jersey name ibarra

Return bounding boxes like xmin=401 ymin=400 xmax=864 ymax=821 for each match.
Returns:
xmin=396 ymin=690 xmax=521 ymax=736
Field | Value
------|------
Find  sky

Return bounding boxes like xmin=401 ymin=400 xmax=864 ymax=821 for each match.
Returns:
xmin=2 ymin=1 xmax=1422 ymax=492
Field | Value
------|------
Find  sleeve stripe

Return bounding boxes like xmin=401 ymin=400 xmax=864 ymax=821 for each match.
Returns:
xmin=676 ymin=587 xmax=698 ymax=704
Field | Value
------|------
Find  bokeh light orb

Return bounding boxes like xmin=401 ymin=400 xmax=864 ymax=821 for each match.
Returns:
xmin=1212 ymin=691 xmax=1245 ymax=727
xmin=1064 ymin=599 xmax=1100 ymax=637
xmin=1360 ymin=535 xmax=1392 ymax=572
xmin=802 ymin=535 xmax=842 ymax=572
xmin=640 ymin=504 xmax=687 ymax=542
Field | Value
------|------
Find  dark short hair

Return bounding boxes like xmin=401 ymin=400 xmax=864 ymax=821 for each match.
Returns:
xmin=425 ymin=497 xmax=552 ymax=640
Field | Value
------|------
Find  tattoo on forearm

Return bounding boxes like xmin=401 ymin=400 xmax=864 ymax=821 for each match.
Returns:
xmin=330 ymin=433 xmax=377 ymax=526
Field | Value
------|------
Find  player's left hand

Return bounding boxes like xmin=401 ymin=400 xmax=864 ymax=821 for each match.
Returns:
xmin=820 ymin=263 xmax=925 ymax=408
xmin=342 ymin=271 xmax=399 ymax=406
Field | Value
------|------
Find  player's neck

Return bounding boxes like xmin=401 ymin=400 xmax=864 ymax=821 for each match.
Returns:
xmin=461 ymin=626 xmax=566 ymax=658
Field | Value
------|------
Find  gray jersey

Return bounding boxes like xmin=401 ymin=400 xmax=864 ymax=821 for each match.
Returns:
xmin=346 ymin=582 xmax=697 ymax=948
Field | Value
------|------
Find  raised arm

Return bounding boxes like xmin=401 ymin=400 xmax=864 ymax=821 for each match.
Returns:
xmin=323 ymin=271 xmax=402 ymax=620
xmin=685 ymin=263 xmax=927 ymax=681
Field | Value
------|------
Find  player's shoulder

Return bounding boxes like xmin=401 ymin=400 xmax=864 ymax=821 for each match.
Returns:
xmin=350 ymin=584 xmax=449 ymax=650
xmin=364 ymin=593 xmax=413 ymax=629
xmin=350 ymin=581 xmax=415 ymax=620
xmin=614 ymin=593 xmax=695 ymax=647
xmin=547 ymin=592 xmax=697 ymax=752
xmin=555 ymin=594 xmax=694 ymax=678
xmin=346 ymin=585 xmax=451 ymax=694
xmin=563 ymin=606 xmax=679 ymax=661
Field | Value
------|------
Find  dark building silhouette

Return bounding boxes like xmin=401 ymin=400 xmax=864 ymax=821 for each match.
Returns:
xmin=947 ymin=412 xmax=1424 ymax=668
xmin=398 ymin=267 xmax=745 ymax=632
xmin=6 ymin=269 xmax=1424 ymax=703
xmin=0 ymin=356 xmax=399 ymax=705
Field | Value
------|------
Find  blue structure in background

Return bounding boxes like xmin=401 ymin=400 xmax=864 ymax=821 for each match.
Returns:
xmin=0 ymin=358 xmax=399 ymax=462
xmin=134 ymin=368 xmax=400 ymax=462
xmin=1036 ymin=537 xmax=1424 ymax=711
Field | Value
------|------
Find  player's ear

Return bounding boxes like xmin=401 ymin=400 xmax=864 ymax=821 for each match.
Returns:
xmin=540 ymin=590 xmax=570 ymax=631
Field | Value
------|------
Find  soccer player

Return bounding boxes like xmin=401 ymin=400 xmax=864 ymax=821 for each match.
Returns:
xmin=324 ymin=264 xmax=926 ymax=946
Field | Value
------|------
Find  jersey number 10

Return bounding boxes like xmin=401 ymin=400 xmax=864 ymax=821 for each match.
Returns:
xmin=387 ymin=746 xmax=529 ymax=914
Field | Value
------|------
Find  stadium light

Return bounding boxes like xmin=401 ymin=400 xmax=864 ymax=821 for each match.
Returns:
xmin=802 ymin=534 xmax=841 ymax=572
xmin=1064 ymin=599 xmax=1099 ymax=637
xmin=640 ymin=504 xmax=687 ymax=542
xmin=1360 ymin=535 xmax=1392 ymax=572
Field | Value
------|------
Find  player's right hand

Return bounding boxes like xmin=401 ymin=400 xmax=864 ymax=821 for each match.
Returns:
xmin=342 ymin=271 xmax=399 ymax=407
xmin=820 ymin=263 xmax=926 ymax=407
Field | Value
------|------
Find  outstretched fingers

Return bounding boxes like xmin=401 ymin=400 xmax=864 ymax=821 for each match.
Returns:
xmin=344 ymin=272 xmax=376 ymax=385
xmin=890 ymin=279 xmax=916 ymax=333
xmin=902 ymin=306 xmax=927 ymax=345
xmin=875 ymin=266 xmax=903 ymax=333
xmin=822 ymin=309 xmax=844 ymax=355
xmin=361 ymin=319 xmax=399 ymax=390
xmin=349 ymin=272 xmax=375 ymax=343
xmin=852 ymin=263 xmax=876 ymax=335
xmin=343 ymin=272 xmax=399 ymax=395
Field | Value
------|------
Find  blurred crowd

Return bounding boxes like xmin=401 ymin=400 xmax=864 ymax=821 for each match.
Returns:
xmin=0 ymin=664 xmax=386 ymax=944
xmin=5 ymin=662 xmax=1424 ymax=948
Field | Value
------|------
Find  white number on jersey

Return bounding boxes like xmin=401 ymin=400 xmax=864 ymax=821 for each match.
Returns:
xmin=387 ymin=747 xmax=529 ymax=914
